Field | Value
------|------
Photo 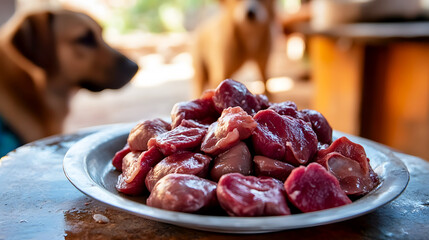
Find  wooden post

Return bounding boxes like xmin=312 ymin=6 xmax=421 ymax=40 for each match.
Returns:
xmin=309 ymin=36 xmax=364 ymax=135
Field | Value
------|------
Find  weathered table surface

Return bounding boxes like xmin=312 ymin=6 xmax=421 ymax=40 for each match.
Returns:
xmin=1 ymin=127 xmax=428 ymax=240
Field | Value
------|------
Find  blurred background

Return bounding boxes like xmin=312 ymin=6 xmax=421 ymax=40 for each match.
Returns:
xmin=2 ymin=0 xmax=429 ymax=160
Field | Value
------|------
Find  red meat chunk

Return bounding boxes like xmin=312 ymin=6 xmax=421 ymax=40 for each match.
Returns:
xmin=127 ymin=119 xmax=171 ymax=151
xmin=200 ymin=89 xmax=215 ymax=99
xmin=317 ymin=137 xmax=368 ymax=169
xmin=147 ymin=173 xmax=218 ymax=213
xmin=210 ymin=142 xmax=252 ymax=182
xmin=269 ymin=101 xmax=309 ymax=122
xmin=201 ymin=106 xmax=257 ymax=155
xmin=148 ymin=124 xmax=207 ymax=156
xmin=217 ymin=173 xmax=291 ymax=216
xmin=301 ymin=109 xmax=332 ymax=144
xmin=116 ymin=147 xmax=164 ymax=195
xmin=112 ymin=144 xmax=131 ymax=171
xmin=178 ymin=119 xmax=209 ymax=130
xmin=252 ymin=109 xmax=318 ymax=165
xmin=212 ymin=79 xmax=262 ymax=115
xmin=145 ymin=151 xmax=212 ymax=192
xmin=254 ymin=155 xmax=295 ymax=182
xmin=316 ymin=137 xmax=378 ymax=196
xmin=255 ymin=94 xmax=271 ymax=109
xmin=171 ymin=97 xmax=219 ymax=129
xmin=284 ymin=163 xmax=352 ymax=213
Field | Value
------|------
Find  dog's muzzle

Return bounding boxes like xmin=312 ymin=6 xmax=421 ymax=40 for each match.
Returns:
xmin=80 ymin=54 xmax=139 ymax=92
xmin=111 ymin=54 xmax=139 ymax=89
xmin=246 ymin=8 xmax=257 ymax=21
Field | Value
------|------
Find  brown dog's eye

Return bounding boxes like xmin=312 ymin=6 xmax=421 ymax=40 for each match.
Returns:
xmin=75 ymin=30 xmax=97 ymax=48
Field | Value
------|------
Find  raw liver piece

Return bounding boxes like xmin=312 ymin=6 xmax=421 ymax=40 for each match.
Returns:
xmin=200 ymin=89 xmax=215 ymax=99
xmin=301 ymin=109 xmax=333 ymax=144
xmin=316 ymin=137 xmax=378 ymax=196
xmin=217 ymin=173 xmax=291 ymax=216
xmin=147 ymin=174 xmax=218 ymax=213
xmin=210 ymin=142 xmax=252 ymax=182
xmin=148 ymin=124 xmax=207 ymax=156
xmin=116 ymin=147 xmax=164 ymax=195
xmin=255 ymin=94 xmax=271 ymax=109
xmin=145 ymin=151 xmax=212 ymax=192
xmin=318 ymin=152 xmax=377 ymax=196
xmin=284 ymin=163 xmax=351 ymax=213
xmin=252 ymin=109 xmax=318 ymax=165
xmin=268 ymin=101 xmax=309 ymax=122
xmin=201 ymin=106 xmax=257 ymax=155
xmin=112 ymin=144 xmax=131 ymax=171
xmin=254 ymin=155 xmax=295 ymax=182
xmin=178 ymin=119 xmax=209 ymax=130
xmin=317 ymin=137 xmax=368 ymax=170
xmin=212 ymin=79 xmax=262 ymax=115
xmin=170 ymin=97 xmax=219 ymax=129
xmin=127 ymin=119 xmax=171 ymax=151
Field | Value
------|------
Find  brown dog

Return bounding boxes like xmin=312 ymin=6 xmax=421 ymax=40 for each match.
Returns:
xmin=0 ymin=9 xmax=138 ymax=147
xmin=192 ymin=0 xmax=276 ymax=98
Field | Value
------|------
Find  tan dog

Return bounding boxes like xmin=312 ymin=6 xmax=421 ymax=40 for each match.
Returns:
xmin=192 ymin=0 xmax=276 ymax=98
xmin=0 ymin=9 xmax=138 ymax=145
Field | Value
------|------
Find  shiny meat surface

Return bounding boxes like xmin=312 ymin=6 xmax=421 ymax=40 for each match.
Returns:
xmin=145 ymin=151 xmax=211 ymax=192
xmin=217 ymin=173 xmax=290 ymax=216
xmin=284 ymin=163 xmax=352 ymax=213
xmin=210 ymin=142 xmax=252 ymax=182
xmin=116 ymin=147 xmax=164 ymax=195
xmin=127 ymin=119 xmax=171 ymax=151
xmin=147 ymin=173 xmax=218 ymax=213
xmin=252 ymin=109 xmax=318 ymax=165
xmin=201 ymin=107 xmax=256 ymax=155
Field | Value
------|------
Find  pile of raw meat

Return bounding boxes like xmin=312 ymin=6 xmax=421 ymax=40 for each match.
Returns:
xmin=112 ymin=79 xmax=379 ymax=216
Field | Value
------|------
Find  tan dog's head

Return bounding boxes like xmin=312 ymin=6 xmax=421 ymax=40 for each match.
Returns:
xmin=221 ymin=0 xmax=276 ymax=25
xmin=10 ymin=9 xmax=138 ymax=92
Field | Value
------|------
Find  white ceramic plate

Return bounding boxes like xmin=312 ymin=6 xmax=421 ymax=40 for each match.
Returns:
xmin=63 ymin=123 xmax=409 ymax=234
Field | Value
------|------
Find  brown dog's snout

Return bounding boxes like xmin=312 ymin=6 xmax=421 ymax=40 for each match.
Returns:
xmin=79 ymin=52 xmax=138 ymax=92
xmin=246 ymin=8 xmax=257 ymax=21
xmin=111 ymin=54 xmax=139 ymax=89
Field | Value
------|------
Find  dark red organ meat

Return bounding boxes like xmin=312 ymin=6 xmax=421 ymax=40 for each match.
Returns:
xmin=171 ymin=97 xmax=219 ymax=129
xmin=116 ymin=147 xmax=164 ymax=195
xmin=210 ymin=142 xmax=252 ymax=182
xmin=178 ymin=119 xmax=209 ymax=130
xmin=145 ymin=151 xmax=212 ymax=192
xmin=301 ymin=109 xmax=332 ymax=144
xmin=201 ymin=107 xmax=257 ymax=155
xmin=284 ymin=163 xmax=351 ymax=213
xmin=255 ymin=94 xmax=270 ymax=109
xmin=200 ymin=89 xmax=215 ymax=100
xmin=114 ymin=78 xmax=380 ymax=216
xmin=254 ymin=155 xmax=295 ymax=182
xmin=148 ymin=124 xmax=207 ymax=156
xmin=112 ymin=144 xmax=131 ymax=171
xmin=127 ymin=119 xmax=171 ymax=151
xmin=318 ymin=137 xmax=368 ymax=167
xmin=269 ymin=101 xmax=309 ymax=122
xmin=146 ymin=173 xmax=218 ymax=213
xmin=217 ymin=173 xmax=290 ymax=216
xmin=212 ymin=79 xmax=263 ymax=115
xmin=252 ymin=109 xmax=318 ymax=165
xmin=316 ymin=137 xmax=378 ymax=196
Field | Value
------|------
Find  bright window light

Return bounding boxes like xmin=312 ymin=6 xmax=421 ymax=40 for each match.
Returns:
xmin=246 ymin=81 xmax=265 ymax=95
xmin=286 ymin=33 xmax=305 ymax=61
xmin=267 ymin=77 xmax=294 ymax=93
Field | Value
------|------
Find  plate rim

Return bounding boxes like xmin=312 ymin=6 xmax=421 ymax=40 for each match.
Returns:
xmin=63 ymin=123 xmax=410 ymax=234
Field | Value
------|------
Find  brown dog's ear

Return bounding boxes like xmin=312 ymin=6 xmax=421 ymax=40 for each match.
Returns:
xmin=11 ymin=11 xmax=57 ymax=74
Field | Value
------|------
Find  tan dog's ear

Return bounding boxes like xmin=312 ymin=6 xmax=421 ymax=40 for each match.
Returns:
xmin=11 ymin=12 xmax=57 ymax=75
